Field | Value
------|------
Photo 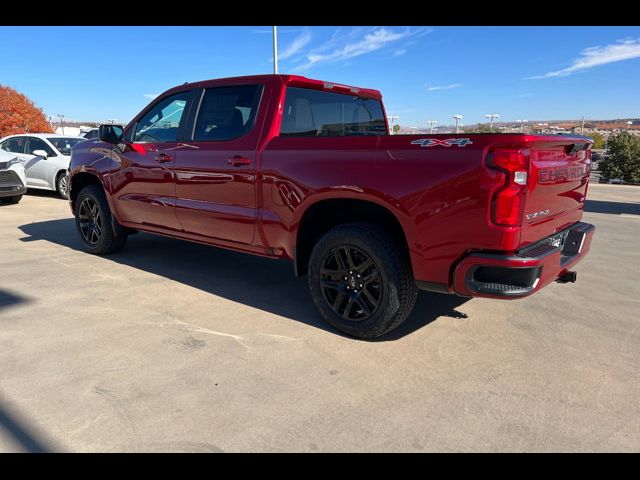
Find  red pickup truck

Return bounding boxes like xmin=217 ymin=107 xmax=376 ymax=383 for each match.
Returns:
xmin=69 ymin=74 xmax=595 ymax=339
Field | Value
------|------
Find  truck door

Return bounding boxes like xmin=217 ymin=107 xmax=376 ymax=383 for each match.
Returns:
xmin=173 ymin=84 xmax=264 ymax=245
xmin=110 ymin=90 xmax=193 ymax=231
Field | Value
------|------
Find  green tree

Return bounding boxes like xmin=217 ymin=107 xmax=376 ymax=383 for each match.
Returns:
xmin=589 ymin=131 xmax=606 ymax=149
xmin=392 ymin=124 xmax=400 ymax=134
xmin=599 ymin=132 xmax=640 ymax=183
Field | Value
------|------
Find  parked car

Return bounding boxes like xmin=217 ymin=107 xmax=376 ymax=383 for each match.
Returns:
xmin=0 ymin=134 xmax=88 ymax=199
xmin=80 ymin=128 xmax=99 ymax=140
xmin=0 ymin=149 xmax=27 ymax=204
xmin=68 ymin=74 xmax=595 ymax=339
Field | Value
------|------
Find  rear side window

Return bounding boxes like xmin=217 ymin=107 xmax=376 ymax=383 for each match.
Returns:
xmin=280 ymin=87 xmax=386 ymax=137
xmin=193 ymin=85 xmax=263 ymax=142
xmin=134 ymin=91 xmax=191 ymax=143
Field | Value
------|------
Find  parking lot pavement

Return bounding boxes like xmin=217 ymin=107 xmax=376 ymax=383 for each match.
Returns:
xmin=0 ymin=185 xmax=638 ymax=452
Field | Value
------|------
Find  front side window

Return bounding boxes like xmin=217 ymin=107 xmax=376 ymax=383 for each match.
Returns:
xmin=26 ymin=137 xmax=56 ymax=157
xmin=47 ymin=137 xmax=85 ymax=155
xmin=280 ymin=87 xmax=386 ymax=137
xmin=1 ymin=137 xmax=27 ymax=154
xmin=193 ymin=85 xmax=263 ymax=141
xmin=134 ymin=91 xmax=191 ymax=143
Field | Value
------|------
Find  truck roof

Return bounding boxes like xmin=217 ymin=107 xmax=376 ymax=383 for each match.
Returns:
xmin=165 ymin=74 xmax=383 ymax=100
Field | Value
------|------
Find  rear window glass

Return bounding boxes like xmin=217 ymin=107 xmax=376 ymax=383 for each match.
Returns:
xmin=193 ymin=85 xmax=263 ymax=142
xmin=280 ymin=87 xmax=386 ymax=137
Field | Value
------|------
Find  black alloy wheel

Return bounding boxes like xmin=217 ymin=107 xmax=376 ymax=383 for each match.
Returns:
xmin=308 ymin=223 xmax=418 ymax=339
xmin=319 ymin=245 xmax=382 ymax=321
xmin=77 ymin=197 xmax=103 ymax=245
xmin=74 ymin=184 xmax=127 ymax=255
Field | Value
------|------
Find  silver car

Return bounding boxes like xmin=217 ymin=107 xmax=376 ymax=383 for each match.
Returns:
xmin=0 ymin=133 xmax=88 ymax=199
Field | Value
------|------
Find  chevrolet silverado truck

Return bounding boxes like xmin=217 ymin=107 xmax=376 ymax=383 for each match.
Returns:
xmin=68 ymin=74 xmax=595 ymax=339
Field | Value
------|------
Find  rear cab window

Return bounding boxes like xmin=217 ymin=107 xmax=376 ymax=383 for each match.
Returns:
xmin=280 ymin=87 xmax=386 ymax=137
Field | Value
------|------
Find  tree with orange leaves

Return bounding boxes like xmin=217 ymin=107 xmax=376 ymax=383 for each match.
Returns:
xmin=0 ymin=85 xmax=53 ymax=137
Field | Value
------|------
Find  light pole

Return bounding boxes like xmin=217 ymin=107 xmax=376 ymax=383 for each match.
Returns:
xmin=387 ymin=115 xmax=399 ymax=134
xmin=485 ymin=114 xmax=500 ymax=131
xmin=516 ymin=119 xmax=527 ymax=133
xmin=58 ymin=114 xmax=65 ymax=135
xmin=427 ymin=120 xmax=438 ymax=133
xmin=453 ymin=115 xmax=462 ymax=133
xmin=272 ymin=26 xmax=278 ymax=74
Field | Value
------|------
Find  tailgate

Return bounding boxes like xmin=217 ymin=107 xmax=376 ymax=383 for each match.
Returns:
xmin=520 ymin=137 xmax=592 ymax=246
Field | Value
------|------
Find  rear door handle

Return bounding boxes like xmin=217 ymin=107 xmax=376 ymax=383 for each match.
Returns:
xmin=155 ymin=153 xmax=172 ymax=163
xmin=226 ymin=155 xmax=251 ymax=166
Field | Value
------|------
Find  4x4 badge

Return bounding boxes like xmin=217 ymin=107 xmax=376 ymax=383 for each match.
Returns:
xmin=411 ymin=138 xmax=473 ymax=148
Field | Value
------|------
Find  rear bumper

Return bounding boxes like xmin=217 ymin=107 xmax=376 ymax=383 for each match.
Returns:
xmin=452 ymin=221 xmax=595 ymax=298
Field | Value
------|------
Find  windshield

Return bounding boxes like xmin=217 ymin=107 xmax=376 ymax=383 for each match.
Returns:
xmin=47 ymin=137 xmax=86 ymax=156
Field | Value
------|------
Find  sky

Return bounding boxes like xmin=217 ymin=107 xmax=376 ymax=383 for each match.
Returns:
xmin=1 ymin=26 xmax=639 ymax=127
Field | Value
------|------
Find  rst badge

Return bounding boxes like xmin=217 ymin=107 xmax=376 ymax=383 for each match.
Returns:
xmin=411 ymin=138 xmax=473 ymax=148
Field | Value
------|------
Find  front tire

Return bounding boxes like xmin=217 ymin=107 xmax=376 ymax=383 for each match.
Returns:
xmin=74 ymin=184 xmax=127 ymax=254
xmin=56 ymin=171 xmax=69 ymax=199
xmin=308 ymin=223 xmax=418 ymax=339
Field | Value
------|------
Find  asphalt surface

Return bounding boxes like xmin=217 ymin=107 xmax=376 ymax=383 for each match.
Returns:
xmin=0 ymin=184 xmax=638 ymax=452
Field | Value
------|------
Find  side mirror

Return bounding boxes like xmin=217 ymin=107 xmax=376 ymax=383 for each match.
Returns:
xmin=32 ymin=149 xmax=48 ymax=159
xmin=99 ymin=124 xmax=124 ymax=144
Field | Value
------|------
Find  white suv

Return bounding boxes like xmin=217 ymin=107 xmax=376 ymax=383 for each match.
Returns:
xmin=0 ymin=133 xmax=88 ymax=199
xmin=0 ymin=149 xmax=27 ymax=204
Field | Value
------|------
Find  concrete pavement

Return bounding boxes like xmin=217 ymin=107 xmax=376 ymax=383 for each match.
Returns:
xmin=0 ymin=184 xmax=638 ymax=452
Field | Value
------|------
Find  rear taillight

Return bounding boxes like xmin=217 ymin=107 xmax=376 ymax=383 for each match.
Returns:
xmin=487 ymin=148 xmax=530 ymax=227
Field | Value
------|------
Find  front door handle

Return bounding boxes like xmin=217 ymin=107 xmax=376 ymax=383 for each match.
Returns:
xmin=155 ymin=153 xmax=172 ymax=163
xmin=226 ymin=155 xmax=251 ymax=166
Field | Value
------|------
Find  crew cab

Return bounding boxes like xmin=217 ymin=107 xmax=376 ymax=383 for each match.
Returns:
xmin=68 ymin=74 xmax=595 ymax=339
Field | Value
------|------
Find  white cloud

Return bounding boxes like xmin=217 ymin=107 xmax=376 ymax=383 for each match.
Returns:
xmin=144 ymin=93 xmax=159 ymax=99
xmin=394 ymin=49 xmax=407 ymax=56
xmin=426 ymin=83 xmax=462 ymax=91
xmin=294 ymin=27 xmax=427 ymax=71
xmin=279 ymin=30 xmax=312 ymax=60
xmin=526 ymin=38 xmax=640 ymax=79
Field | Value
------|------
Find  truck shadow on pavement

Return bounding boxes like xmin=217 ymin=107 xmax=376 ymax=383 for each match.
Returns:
xmin=0 ymin=289 xmax=30 ymax=311
xmin=18 ymin=218 xmax=469 ymax=340
xmin=0 ymin=396 xmax=58 ymax=453
xmin=584 ymin=199 xmax=640 ymax=215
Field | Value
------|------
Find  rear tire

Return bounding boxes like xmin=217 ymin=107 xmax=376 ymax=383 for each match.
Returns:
xmin=74 ymin=184 xmax=127 ymax=255
xmin=0 ymin=195 xmax=22 ymax=204
xmin=56 ymin=171 xmax=69 ymax=199
xmin=308 ymin=223 xmax=418 ymax=339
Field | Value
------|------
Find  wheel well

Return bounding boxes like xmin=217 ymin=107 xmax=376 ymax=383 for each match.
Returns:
xmin=295 ymin=199 xmax=409 ymax=276
xmin=70 ymin=172 xmax=102 ymax=208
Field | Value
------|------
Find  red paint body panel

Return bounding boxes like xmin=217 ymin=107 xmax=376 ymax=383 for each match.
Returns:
xmin=69 ymin=74 xmax=594 ymax=297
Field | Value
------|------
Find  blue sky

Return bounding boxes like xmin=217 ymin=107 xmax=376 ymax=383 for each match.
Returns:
xmin=1 ymin=26 xmax=639 ymax=126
